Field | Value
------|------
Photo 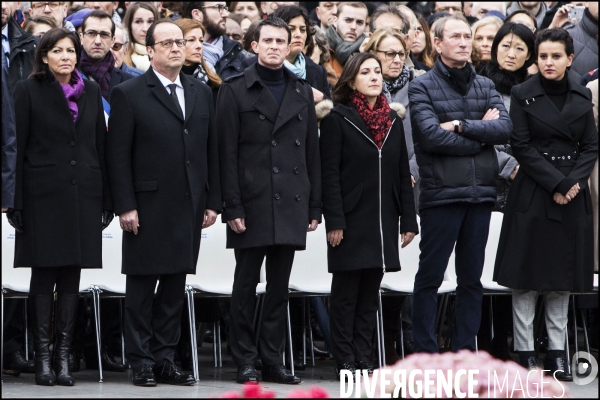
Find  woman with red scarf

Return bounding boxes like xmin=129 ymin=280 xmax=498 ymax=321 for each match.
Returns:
xmin=320 ymin=53 xmax=418 ymax=380
xmin=8 ymin=28 xmax=112 ymax=386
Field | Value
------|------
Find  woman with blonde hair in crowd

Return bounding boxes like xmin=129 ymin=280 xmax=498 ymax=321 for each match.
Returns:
xmin=174 ymin=18 xmax=222 ymax=96
xmin=123 ymin=2 xmax=159 ymax=72
xmin=471 ymin=15 xmax=503 ymax=72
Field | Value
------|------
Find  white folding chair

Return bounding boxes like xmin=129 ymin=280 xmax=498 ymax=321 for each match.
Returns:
xmin=2 ymin=217 xmax=32 ymax=376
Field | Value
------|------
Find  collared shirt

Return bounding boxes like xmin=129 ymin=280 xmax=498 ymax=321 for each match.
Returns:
xmin=2 ymin=25 xmax=10 ymax=67
xmin=152 ymin=68 xmax=185 ymax=118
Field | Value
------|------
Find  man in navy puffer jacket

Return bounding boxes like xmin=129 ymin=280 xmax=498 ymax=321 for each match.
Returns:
xmin=408 ymin=14 xmax=512 ymax=353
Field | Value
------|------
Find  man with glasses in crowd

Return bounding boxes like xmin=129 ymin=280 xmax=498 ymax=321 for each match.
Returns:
xmin=79 ymin=11 xmax=133 ymax=110
xmin=181 ymin=2 xmax=252 ymax=81
xmin=107 ymin=19 xmax=221 ymax=387
xmin=29 ymin=2 xmax=75 ymax=32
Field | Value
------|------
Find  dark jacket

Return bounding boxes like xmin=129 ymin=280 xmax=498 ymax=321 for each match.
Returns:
xmin=106 ymin=69 xmax=221 ymax=275
xmin=79 ymin=66 xmax=134 ymax=100
xmin=242 ymin=54 xmax=332 ymax=99
xmin=565 ymin=9 xmax=599 ymax=83
xmin=7 ymin=16 xmax=39 ymax=88
xmin=494 ymin=73 xmax=598 ymax=291
xmin=2 ymin=64 xmax=16 ymax=208
xmin=215 ymin=35 xmax=254 ymax=81
xmin=217 ymin=63 xmax=322 ymax=249
xmin=320 ymin=104 xmax=418 ymax=273
xmin=408 ymin=60 xmax=513 ymax=210
xmin=13 ymin=78 xmax=111 ymax=268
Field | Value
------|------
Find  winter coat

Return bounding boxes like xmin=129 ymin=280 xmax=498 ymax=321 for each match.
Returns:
xmin=217 ymin=63 xmax=322 ymax=249
xmin=2 ymin=64 xmax=16 ymax=209
xmin=215 ymin=35 xmax=255 ymax=81
xmin=106 ymin=70 xmax=221 ymax=275
xmin=494 ymin=73 xmax=598 ymax=291
xmin=6 ymin=16 xmax=39 ymax=89
xmin=320 ymin=104 xmax=418 ymax=273
xmin=408 ymin=60 xmax=513 ymax=210
xmin=13 ymin=78 xmax=111 ymax=268
xmin=586 ymin=79 xmax=598 ymax=272
xmin=564 ymin=9 xmax=598 ymax=83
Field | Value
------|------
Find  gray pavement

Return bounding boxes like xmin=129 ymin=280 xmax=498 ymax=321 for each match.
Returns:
xmin=2 ymin=347 xmax=598 ymax=398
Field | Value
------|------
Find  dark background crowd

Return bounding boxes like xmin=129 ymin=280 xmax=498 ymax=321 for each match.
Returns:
xmin=1 ymin=0 xmax=598 ymax=389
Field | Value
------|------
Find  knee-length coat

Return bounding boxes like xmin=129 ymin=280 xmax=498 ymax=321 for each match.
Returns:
xmin=319 ymin=104 xmax=418 ymax=273
xmin=493 ymin=73 xmax=598 ymax=291
xmin=12 ymin=78 xmax=111 ymax=268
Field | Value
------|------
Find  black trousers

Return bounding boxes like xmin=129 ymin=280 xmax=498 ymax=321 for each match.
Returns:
xmin=330 ymin=268 xmax=384 ymax=364
xmin=123 ymin=273 xmax=186 ymax=369
xmin=229 ymin=245 xmax=295 ymax=367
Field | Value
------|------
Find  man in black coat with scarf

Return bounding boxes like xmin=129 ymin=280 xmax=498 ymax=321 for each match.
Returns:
xmin=217 ymin=16 xmax=321 ymax=385
xmin=107 ymin=20 xmax=221 ymax=387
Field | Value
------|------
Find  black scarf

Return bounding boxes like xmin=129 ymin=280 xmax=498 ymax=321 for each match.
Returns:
xmin=480 ymin=61 xmax=528 ymax=96
xmin=383 ymin=63 xmax=410 ymax=96
xmin=442 ymin=60 xmax=472 ymax=96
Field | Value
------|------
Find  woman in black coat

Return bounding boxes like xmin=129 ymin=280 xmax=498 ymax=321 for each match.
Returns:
xmin=320 ymin=53 xmax=418 ymax=379
xmin=8 ymin=28 xmax=112 ymax=386
xmin=493 ymin=29 xmax=598 ymax=379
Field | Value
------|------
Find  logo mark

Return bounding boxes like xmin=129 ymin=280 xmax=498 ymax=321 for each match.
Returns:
xmin=572 ymin=351 xmax=598 ymax=385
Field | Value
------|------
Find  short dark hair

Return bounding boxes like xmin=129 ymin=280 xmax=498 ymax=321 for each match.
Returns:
xmin=370 ymin=4 xmax=409 ymax=34
xmin=273 ymin=5 xmax=312 ymax=48
xmin=491 ymin=22 xmax=536 ymax=69
xmin=146 ymin=19 xmax=183 ymax=47
xmin=332 ymin=52 xmax=382 ymax=104
xmin=535 ymin=28 xmax=574 ymax=57
xmin=181 ymin=2 xmax=205 ymax=19
xmin=82 ymin=10 xmax=116 ymax=36
xmin=30 ymin=27 xmax=82 ymax=81
xmin=253 ymin=15 xmax=291 ymax=44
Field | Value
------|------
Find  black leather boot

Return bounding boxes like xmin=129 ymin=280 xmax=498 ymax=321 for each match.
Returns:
xmin=53 ymin=293 xmax=79 ymax=386
xmin=544 ymin=351 xmax=573 ymax=381
xmin=30 ymin=295 xmax=56 ymax=386
xmin=518 ymin=351 xmax=539 ymax=370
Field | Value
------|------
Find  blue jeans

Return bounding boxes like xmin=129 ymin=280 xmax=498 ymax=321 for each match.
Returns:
xmin=412 ymin=202 xmax=492 ymax=353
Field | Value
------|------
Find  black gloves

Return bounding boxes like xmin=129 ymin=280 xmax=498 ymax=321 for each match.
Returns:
xmin=102 ymin=211 xmax=114 ymax=230
xmin=6 ymin=209 xmax=23 ymax=233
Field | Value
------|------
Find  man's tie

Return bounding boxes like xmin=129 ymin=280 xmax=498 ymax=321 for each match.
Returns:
xmin=168 ymin=83 xmax=184 ymax=118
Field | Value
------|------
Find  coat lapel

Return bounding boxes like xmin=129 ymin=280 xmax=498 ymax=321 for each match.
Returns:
xmin=561 ymin=86 xmax=593 ymax=127
xmin=334 ymin=104 xmax=371 ymax=141
xmin=272 ymin=77 xmax=309 ymax=134
xmin=47 ymin=81 xmax=77 ymax=126
xmin=145 ymin=69 xmax=185 ymax=121
xmin=181 ymin=73 xmax=196 ymax=123
xmin=252 ymin=86 xmax=279 ymax=123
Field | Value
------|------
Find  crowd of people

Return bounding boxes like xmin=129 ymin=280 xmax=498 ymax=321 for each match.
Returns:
xmin=1 ymin=0 xmax=598 ymax=390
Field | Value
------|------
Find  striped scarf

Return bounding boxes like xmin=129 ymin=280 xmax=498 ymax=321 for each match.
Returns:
xmin=80 ymin=50 xmax=114 ymax=100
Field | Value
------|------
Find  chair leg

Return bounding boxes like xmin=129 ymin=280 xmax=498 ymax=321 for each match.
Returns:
xmin=1 ymin=289 xmax=4 ymax=382
xmin=24 ymin=297 xmax=29 ymax=360
xmin=217 ymin=320 xmax=222 ymax=368
xmin=580 ymin=309 xmax=590 ymax=355
xmin=475 ymin=335 xmax=478 ymax=354
xmin=286 ymin=302 xmax=294 ymax=376
xmin=212 ymin=322 xmax=217 ymax=368
xmin=399 ymin=310 xmax=405 ymax=359
xmin=378 ymin=291 xmax=386 ymax=366
xmin=255 ymin=296 xmax=264 ymax=347
xmin=120 ymin=298 xmax=126 ymax=367
xmin=91 ymin=287 xmax=103 ymax=382
xmin=571 ymin=295 xmax=578 ymax=365
xmin=302 ymin=299 xmax=306 ymax=366
xmin=307 ymin=299 xmax=315 ymax=367
xmin=490 ymin=296 xmax=495 ymax=341
xmin=564 ymin=326 xmax=571 ymax=375
xmin=185 ymin=287 xmax=199 ymax=380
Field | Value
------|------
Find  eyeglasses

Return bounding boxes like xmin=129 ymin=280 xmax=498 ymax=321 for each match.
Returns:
xmin=32 ymin=2 xmax=62 ymax=10
xmin=112 ymin=42 xmax=125 ymax=51
xmin=154 ymin=39 xmax=187 ymax=48
xmin=228 ymin=33 xmax=242 ymax=41
xmin=435 ymin=6 xmax=462 ymax=12
xmin=377 ymin=50 xmax=406 ymax=60
xmin=83 ymin=30 xmax=112 ymax=40
xmin=202 ymin=4 xmax=229 ymax=14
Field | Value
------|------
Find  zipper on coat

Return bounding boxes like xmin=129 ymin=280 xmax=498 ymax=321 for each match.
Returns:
xmin=344 ymin=117 xmax=395 ymax=273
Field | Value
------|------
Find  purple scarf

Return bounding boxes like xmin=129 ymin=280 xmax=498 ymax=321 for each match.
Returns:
xmin=79 ymin=49 xmax=114 ymax=100
xmin=60 ymin=70 xmax=85 ymax=122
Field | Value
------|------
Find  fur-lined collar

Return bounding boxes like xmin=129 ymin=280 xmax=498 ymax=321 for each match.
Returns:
xmin=316 ymin=100 xmax=405 ymax=121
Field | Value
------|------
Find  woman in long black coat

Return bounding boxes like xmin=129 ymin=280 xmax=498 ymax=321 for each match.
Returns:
xmin=493 ymin=29 xmax=598 ymax=379
xmin=320 ymin=53 xmax=418 ymax=379
xmin=8 ymin=28 xmax=112 ymax=387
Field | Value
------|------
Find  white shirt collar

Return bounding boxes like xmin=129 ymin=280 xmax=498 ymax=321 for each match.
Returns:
xmin=152 ymin=67 xmax=183 ymax=89
xmin=2 ymin=25 xmax=9 ymax=40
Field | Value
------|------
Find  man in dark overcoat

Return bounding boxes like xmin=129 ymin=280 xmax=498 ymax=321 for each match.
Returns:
xmin=106 ymin=20 xmax=221 ymax=386
xmin=217 ymin=16 xmax=322 ymax=385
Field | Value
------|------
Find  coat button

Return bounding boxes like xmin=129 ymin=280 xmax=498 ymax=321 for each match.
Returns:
xmin=71 ymin=179 xmax=77 ymax=185
xmin=298 ymin=114 xmax=302 ymax=120
xmin=184 ymin=128 xmax=189 ymax=134
xmin=296 ymin=88 xmax=300 ymax=93
xmin=295 ymin=139 xmax=301 ymax=146
xmin=186 ymin=161 xmax=192 ymax=166
xmin=259 ymin=114 xmax=265 ymax=120
xmin=273 ymin=167 xmax=279 ymax=173
xmin=294 ymin=167 xmax=299 ymax=174
xmin=295 ymin=195 xmax=301 ymax=201
xmin=70 ymin=160 xmax=76 ymax=166
xmin=271 ymin=140 xmax=277 ymax=147
xmin=274 ymin=193 xmax=280 ymax=200
xmin=70 ymin=141 xmax=75 ymax=146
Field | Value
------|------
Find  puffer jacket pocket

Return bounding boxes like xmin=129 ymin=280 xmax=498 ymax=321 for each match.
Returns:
xmin=433 ymin=154 xmax=472 ymax=188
